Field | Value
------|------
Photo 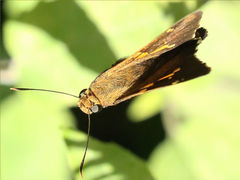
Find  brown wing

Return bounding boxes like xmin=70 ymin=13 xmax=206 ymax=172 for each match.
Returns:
xmin=89 ymin=11 xmax=209 ymax=107
xmin=115 ymin=35 xmax=210 ymax=104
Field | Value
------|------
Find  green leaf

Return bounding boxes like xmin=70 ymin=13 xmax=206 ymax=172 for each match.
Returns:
xmin=127 ymin=91 xmax=164 ymax=122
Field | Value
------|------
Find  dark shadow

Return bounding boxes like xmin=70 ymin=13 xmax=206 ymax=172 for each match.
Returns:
xmin=16 ymin=0 xmax=116 ymax=73
xmin=1 ymin=0 xmax=11 ymax=61
xmin=70 ymin=99 xmax=165 ymax=160
xmin=65 ymin=110 xmax=157 ymax=180
xmin=0 ymin=85 xmax=13 ymax=102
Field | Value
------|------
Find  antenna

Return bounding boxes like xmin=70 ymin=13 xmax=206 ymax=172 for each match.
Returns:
xmin=80 ymin=113 xmax=91 ymax=177
xmin=10 ymin=87 xmax=79 ymax=98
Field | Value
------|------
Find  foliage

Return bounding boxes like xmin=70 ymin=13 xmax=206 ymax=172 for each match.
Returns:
xmin=1 ymin=1 xmax=240 ymax=180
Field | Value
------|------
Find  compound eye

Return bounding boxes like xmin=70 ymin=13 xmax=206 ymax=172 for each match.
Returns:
xmin=90 ymin=104 xmax=102 ymax=113
xmin=79 ymin=89 xmax=87 ymax=98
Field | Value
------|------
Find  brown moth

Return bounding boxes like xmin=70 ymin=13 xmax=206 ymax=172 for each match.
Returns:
xmin=78 ymin=10 xmax=210 ymax=114
xmin=11 ymin=10 xmax=211 ymax=176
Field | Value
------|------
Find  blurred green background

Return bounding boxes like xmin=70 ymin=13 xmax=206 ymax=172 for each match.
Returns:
xmin=1 ymin=1 xmax=240 ymax=180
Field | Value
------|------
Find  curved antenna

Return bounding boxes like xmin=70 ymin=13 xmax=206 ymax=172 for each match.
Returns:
xmin=10 ymin=87 xmax=79 ymax=98
xmin=80 ymin=113 xmax=91 ymax=177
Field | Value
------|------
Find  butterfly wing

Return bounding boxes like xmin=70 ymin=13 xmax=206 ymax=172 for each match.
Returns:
xmin=89 ymin=11 xmax=210 ymax=107
xmin=115 ymin=37 xmax=210 ymax=104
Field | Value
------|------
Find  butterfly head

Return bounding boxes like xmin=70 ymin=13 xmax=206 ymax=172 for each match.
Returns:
xmin=78 ymin=89 xmax=102 ymax=114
